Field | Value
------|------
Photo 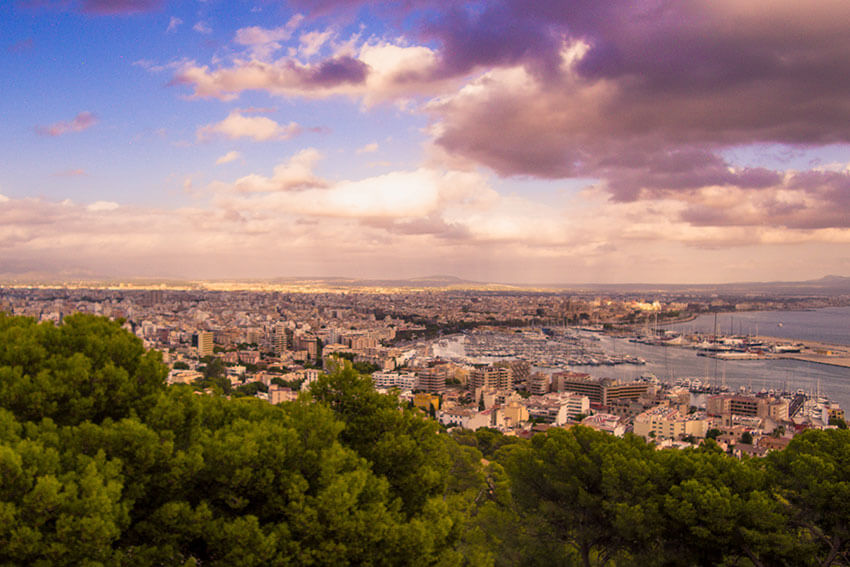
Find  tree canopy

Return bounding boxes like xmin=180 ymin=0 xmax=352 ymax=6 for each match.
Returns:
xmin=1 ymin=313 xmax=850 ymax=566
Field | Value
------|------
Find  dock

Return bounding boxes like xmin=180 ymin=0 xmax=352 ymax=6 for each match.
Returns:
xmin=757 ymin=336 xmax=850 ymax=369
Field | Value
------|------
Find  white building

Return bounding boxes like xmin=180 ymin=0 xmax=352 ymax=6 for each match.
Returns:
xmin=372 ymin=371 xmax=417 ymax=391
xmin=526 ymin=392 xmax=590 ymax=426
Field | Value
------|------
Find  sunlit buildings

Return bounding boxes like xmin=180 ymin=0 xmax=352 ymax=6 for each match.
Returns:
xmin=469 ymin=365 xmax=513 ymax=392
xmin=195 ymin=331 xmax=214 ymax=357
xmin=633 ymin=406 xmax=709 ymax=440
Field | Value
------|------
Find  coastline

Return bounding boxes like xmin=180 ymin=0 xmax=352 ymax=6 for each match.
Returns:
xmin=755 ymin=335 xmax=850 ymax=369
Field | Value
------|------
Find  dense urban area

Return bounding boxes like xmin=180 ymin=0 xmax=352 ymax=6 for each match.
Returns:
xmin=2 ymin=284 xmax=850 ymax=565
xmin=2 ymin=285 xmax=848 ymax=449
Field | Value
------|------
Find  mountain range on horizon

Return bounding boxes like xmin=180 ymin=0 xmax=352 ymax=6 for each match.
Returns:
xmin=2 ymin=272 xmax=850 ymax=296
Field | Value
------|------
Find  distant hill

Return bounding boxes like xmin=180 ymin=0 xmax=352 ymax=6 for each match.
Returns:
xmin=2 ymin=273 xmax=849 ymax=296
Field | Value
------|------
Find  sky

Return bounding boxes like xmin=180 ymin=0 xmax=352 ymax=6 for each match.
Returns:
xmin=2 ymin=0 xmax=850 ymax=284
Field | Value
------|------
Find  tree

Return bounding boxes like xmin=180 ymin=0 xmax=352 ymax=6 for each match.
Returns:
xmin=705 ymin=428 xmax=722 ymax=440
xmin=0 ymin=313 xmax=166 ymax=426
xmin=505 ymin=427 xmax=661 ymax=566
xmin=352 ymin=361 xmax=380 ymax=374
xmin=768 ymin=429 xmax=850 ymax=566
xmin=655 ymin=443 xmax=796 ymax=566
xmin=740 ymin=431 xmax=754 ymax=445
xmin=310 ymin=363 xmax=451 ymax=518
xmin=203 ymin=357 xmax=225 ymax=379
xmin=232 ymin=381 xmax=268 ymax=397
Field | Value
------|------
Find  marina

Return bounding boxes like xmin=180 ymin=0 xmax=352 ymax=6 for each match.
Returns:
xmin=427 ymin=308 xmax=850 ymax=410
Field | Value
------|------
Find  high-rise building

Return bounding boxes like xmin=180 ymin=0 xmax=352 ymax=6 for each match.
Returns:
xmin=416 ymin=365 xmax=448 ymax=394
xmin=552 ymin=372 xmax=604 ymax=403
xmin=527 ymin=372 xmax=550 ymax=395
xmin=196 ymin=331 xmax=214 ymax=357
xmin=469 ymin=365 xmax=513 ymax=392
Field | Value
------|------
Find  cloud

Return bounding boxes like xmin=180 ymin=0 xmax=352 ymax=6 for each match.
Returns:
xmin=80 ymin=0 xmax=162 ymax=14
xmin=166 ymin=16 xmax=182 ymax=33
xmin=298 ymin=29 xmax=333 ymax=57
xmin=2 ymin=164 xmax=850 ymax=282
xmin=226 ymin=148 xmax=326 ymax=192
xmin=193 ymin=21 xmax=212 ymax=34
xmin=37 ymin=111 xmax=98 ymax=136
xmin=235 ymin=15 xmax=303 ymax=48
xmin=172 ymin=0 xmax=850 ymax=218
xmin=215 ymin=150 xmax=242 ymax=165
xmin=86 ymin=201 xmax=119 ymax=212
xmin=197 ymin=110 xmax=301 ymax=142
xmin=172 ymin=29 xmax=462 ymax=105
xmin=174 ymin=54 xmax=370 ymax=100
xmin=356 ymin=142 xmax=378 ymax=154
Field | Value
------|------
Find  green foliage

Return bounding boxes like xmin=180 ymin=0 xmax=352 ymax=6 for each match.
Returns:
xmin=310 ymin=363 xmax=451 ymax=518
xmin=0 ymin=315 xmax=479 ymax=566
xmin=202 ymin=357 xmax=226 ymax=379
xmin=496 ymin=427 xmax=800 ymax=566
xmin=0 ymin=313 xmax=166 ymax=426
xmin=352 ymin=361 xmax=380 ymax=374
xmin=451 ymin=428 xmax=522 ymax=460
xmin=705 ymin=428 xmax=722 ymax=440
xmin=271 ymin=376 xmax=304 ymax=390
xmin=330 ymin=351 xmax=356 ymax=362
xmin=4 ymin=313 xmax=850 ymax=567
xmin=232 ymin=381 xmax=268 ymax=397
xmin=768 ymin=428 xmax=850 ymax=565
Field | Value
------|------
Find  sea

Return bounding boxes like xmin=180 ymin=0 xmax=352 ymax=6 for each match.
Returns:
xmin=662 ymin=306 xmax=850 ymax=346
xmin=566 ymin=306 xmax=850 ymax=409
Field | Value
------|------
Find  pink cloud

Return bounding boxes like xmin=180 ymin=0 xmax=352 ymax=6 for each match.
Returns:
xmin=197 ymin=110 xmax=301 ymax=142
xmin=80 ymin=0 xmax=161 ymax=14
xmin=37 ymin=111 xmax=98 ymax=136
xmin=167 ymin=0 xmax=850 ymax=238
xmin=173 ymin=55 xmax=370 ymax=100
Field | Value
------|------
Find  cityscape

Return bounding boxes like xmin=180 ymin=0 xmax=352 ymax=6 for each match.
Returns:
xmin=3 ymin=280 xmax=849 ymax=452
xmin=5 ymin=0 xmax=850 ymax=565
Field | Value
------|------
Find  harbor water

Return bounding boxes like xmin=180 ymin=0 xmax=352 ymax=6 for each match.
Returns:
xmin=566 ymin=333 xmax=850 ymax=409
xmin=662 ymin=306 xmax=850 ymax=346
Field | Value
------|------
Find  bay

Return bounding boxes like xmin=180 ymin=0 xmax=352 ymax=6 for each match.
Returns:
xmin=661 ymin=306 xmax=850 ymax=346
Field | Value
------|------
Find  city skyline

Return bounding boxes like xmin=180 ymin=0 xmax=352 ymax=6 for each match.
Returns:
xmin=4 ymin=1 xmax=850 ymax=283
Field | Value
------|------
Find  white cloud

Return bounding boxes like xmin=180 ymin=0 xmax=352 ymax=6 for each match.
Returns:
xmin=356 ymin=142 xmax=379 ymax=154
xmin=228 ymin=148 xmax=325 ymax=192
xmin=235 ymin=16 xmax=302 ymax=46
xmin=86 ymin=201 xmax=119 ymax=212
xmin=172 ymin=37 xmax=467 ymax=105
xmin=298 ymin=29 xmax=333 ymax=58
xmin=166 ymin=16 xmax=182 ymax=33
xmin=234 ymin=16 xmax=304 ymax=59
xmin=193 ymin=21 xmax=212 ymax=35
xmin=198 ymin=110 xmax=301 ymax=142
xmin=216 ymin=150 xmax=243 ymax=165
